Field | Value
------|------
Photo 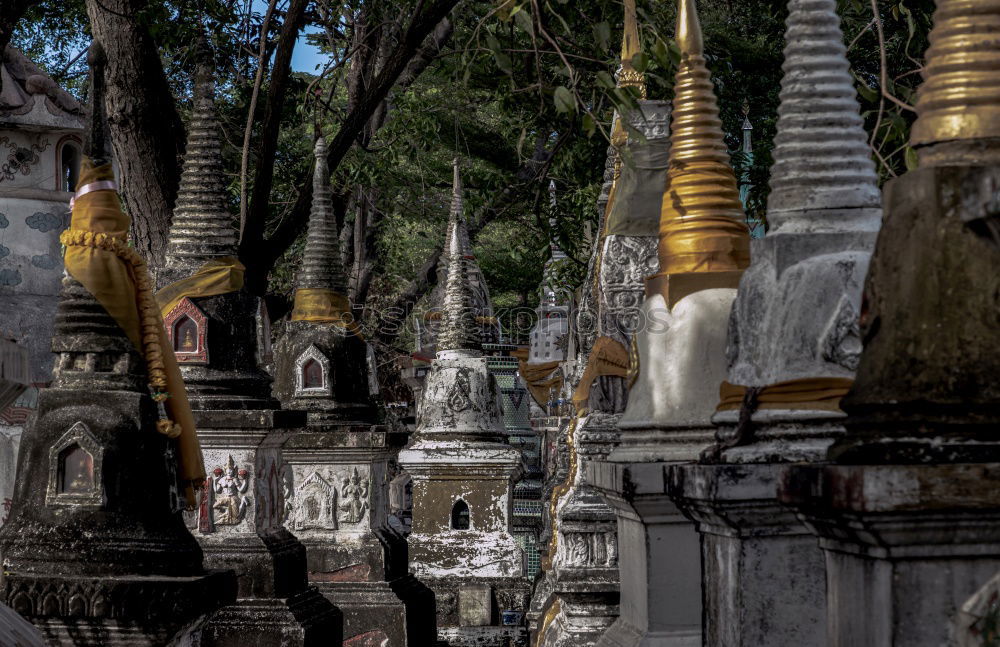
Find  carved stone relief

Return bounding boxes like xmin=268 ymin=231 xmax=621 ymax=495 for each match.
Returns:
xmin=339 ymin=467 xmax=369 ymax=525
xmin=598 ymin=235 xmax=658 ymax=344
xmin=820 ymin=293 xmax=862 ymax=372
xmin=555 ymin=530 xmax=618 ymax=568
xmin=210 ymin=455 xmax=249 ymax=526
xmin=286 ymin=464 xmax=371 ymax=532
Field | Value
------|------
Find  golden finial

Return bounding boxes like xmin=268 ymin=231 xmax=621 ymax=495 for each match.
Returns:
xmin=617 ymin=0 xmax=647 ymax=98
xmin=676 ymin=0 xmax=704 ymax=56
xmin=910 ymin=0 xmax=1000 ymax=165
xmin=611 ymin=0 xmax=648 ymax=149
xmin=651 ymin=0 xmax=750 ymax=306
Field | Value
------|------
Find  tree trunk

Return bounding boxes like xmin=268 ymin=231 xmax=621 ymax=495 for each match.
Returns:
xmin=240 ymin=0 xmax=309 ymax=287
xmin=85 ymin=0 xmax=185 ymax=265
xmin=242 ymin=0 xmax=460 ymax=294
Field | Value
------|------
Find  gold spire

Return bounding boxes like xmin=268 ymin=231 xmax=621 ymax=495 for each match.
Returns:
xmin=617 ymin=0 xmax=647 ymax=98
xmin=652 ymin=0 xmax=749 ymax=305
xmin=611 ymin=0 xmax=648 ymax=149
xmin=910 ymin=0 xmax=1000 ymax=165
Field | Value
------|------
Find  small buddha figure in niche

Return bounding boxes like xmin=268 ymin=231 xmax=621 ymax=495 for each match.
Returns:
xmin=302 ymin=358 xmax=324 ymax=389
xmin=60 ymin=445 xmax=94 ymax=494
xmin=174 ymin=316 xmax=198 ymax=353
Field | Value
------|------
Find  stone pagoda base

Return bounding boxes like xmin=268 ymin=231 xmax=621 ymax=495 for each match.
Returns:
xmin=662 ymin=410 xmax=843 ymax=647
xmin=315 ymin=576 xmax=435 ymax=646
xmin=3 ymin=571 xmax=235 ymax=646
xmin=531 ymin=571 xmax=620 ymax=647
xmin=192 ymin=408 xmax=342 ymax=646
xmin=781 ymin=462 xmax=1000 ymax=647
xmin=281 ymin=425 xmax=434 ymax=646
xmin=667 ymin=462 xmax=826 ymax=647
xmin=199 ymin=591 xmax=342 ymax=646
xmin=591 ymin=461 xmax=701 ymax=647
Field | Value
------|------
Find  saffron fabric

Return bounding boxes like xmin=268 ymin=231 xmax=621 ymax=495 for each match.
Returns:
xmin=62 ymin=158 xmax=204 ymax=507
xmin=518 ymin=359 xmax=563 ymax=409
xmin=155 ymin=256 xmax=245 ymax=318
xmin=291 ymin=288 xmax=363 ymax=337
xmin=571 ymin=336 xmax=631 ymax=412
xmin=717 ymin=377 xmax=855 ymax=413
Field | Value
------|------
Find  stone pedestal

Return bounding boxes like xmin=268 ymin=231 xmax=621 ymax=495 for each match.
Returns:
xmin=282 ymin=425 xmax=436 ymax=646
xmin=191 ymin=408 xmax=342 ymax=646
xmin=668 ymin=460 xmax=826 ymax=647
xmin=663 ymin=410 xmax=845 ymax=647
xmin=591 ymin=461 xmax=701 ymax=647
xmin=780 ymin=463 xmax=1000 ymax=647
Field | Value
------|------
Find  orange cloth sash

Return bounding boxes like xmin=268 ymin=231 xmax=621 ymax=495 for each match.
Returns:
xmin=60 ymin=158 xmax=204 ymax=507
xmin=717 ymin=377 xmax=855 ymax=413
xmin=571 ymin=336 xmax=631 ymax=411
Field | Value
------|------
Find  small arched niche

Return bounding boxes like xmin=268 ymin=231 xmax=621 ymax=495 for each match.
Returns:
xmin=294 ymin=345 xmax=332 ymax=397
xmin=302 ymin=358 xmax=324 ymax=389
xmin=46 ymin=421 xmax=104 ymax=508
xmin=451 ymin=499 xmax=470 ymax=530
xmin=163 ymin=298 xmax=208 ymax=364
xmin=57 ymin=137 xmax=82 ymax=193
xmin=58 ymin=443 xmax=94 ymax=494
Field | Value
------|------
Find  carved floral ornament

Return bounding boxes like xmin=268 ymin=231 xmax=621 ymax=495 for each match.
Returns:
xmin=0 ymin=135 xmax=49 ymax=184
xmin=46 ymin=421 xmax=104 ymax=508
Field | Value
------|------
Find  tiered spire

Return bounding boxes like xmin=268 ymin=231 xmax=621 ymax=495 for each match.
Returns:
xmin=436 ymin=160 xmax=481 ymax=355
xmin=910 ymin=0 xmax=1000 ymax=165
xmin=295 ymin=137 xmax=348 ymax=295
xmin=164 ymin=38 xmax=238 ymax=270
xmin=766 ymin=0 xmax=880 ymax=224
xmin=53 ymin=41 xmax=144 ymax=395
xmin=656 ymin=0 xmax=749 ymax=285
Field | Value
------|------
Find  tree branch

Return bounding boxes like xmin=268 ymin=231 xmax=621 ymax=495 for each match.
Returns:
xmin=246 ymin=2 xmax=459 ymax=293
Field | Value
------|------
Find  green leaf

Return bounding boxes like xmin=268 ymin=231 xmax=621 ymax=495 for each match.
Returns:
xmin=554 ymin=85 xmax=576 ymax=113
xmin=904 ymin=146 xmax=919 ymax=171
xmin=593 ymin=22 xmax=611 ymax=52
xmin=494 ymin=51 xmax=512 ymax=75
xmin=653 ymin=38 xmax=671 ymax=69
xmin=513 ymin=8 xmax=533 ymax=35
xmin=582 ymin=113 xmax=596 ymax=137
xmin=631 ymin=52 xmax=649 ymax=74
xmin=668 ymin=39 xmax=682 ymax=66
xmin=596 ymin=71 xmax=616 ymax=89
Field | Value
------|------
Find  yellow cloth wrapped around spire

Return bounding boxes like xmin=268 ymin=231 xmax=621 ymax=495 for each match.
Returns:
xmin=292 ymin=288 xmax=363 ymax=337
xmin=60 ymin=158 xmax=204 ymax=508
xmin=155 ymin=256 xmax=245 ymax=318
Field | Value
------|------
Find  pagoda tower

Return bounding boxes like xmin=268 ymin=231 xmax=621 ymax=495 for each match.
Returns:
xmin=529 ymin=1 xmax=672 ymax=644
xmin=592 ymin=0 xmax=751 ymax=643
xmin=402 ymin=162 xmax=499 ymax=418
xmin=781 ymin=1 xmax=1000 ymax=645
xmin=0 ymin=42 xmax=235 ymax=645
xmin=398 ymin=188 xmax=528 ymax=645
xmin=155 ymin=39 xmax=341 ymax=646
xmin=666 ymin=0 xmax=882 ymax=643
xmin=272 ymin=136 xmax=435 ymax=647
